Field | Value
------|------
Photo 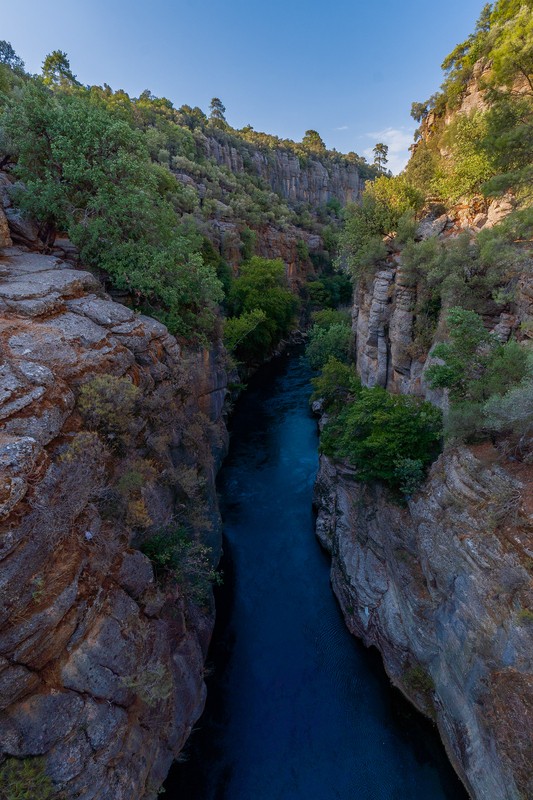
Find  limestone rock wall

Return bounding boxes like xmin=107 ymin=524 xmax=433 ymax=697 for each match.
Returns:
xmin=204 ymin=136 xmax=364 ymax=207
xmin=314 ymin=449 xmax=533 ymax=800
xmin=0 ymin=247 xmax=228 ymax=799
xmin=352 ymin=217 xmax=532 ymax=400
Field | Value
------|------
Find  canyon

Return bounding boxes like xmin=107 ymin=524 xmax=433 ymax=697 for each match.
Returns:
xmin=314 ymin=210 xmax=533 ymax=799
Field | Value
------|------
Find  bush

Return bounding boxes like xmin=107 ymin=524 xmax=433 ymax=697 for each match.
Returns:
xmin=141 ymin=525 xmax=221 ymax=606
xmin=394 ymin=457 xmax=425 ymax=497
xmin=484 ymin=379 xmax=533 ymax=437
xmin=403 ymin=665 xmax=435 ymax=696
xmin=1 ymin=82 xmax=223 ymax=341
xmin=0 ymin=757 xmax=55 ymax=800
xmin=310 ymin=356 xmax=360 ymax=412
xmin=427 ymin=307 xmax=529 ymax=403
xmin=122 ymin=662 xmax=173 ymax=707
xmin=338 ymin=175 xmax=424 ymax=280
xmin=321 ymin=386 xmax=442 ymax=491
xmin=78 ymin=374 xmax=140 ymax=447
xmin=306 ymin=322 xmax=352 ymax=370
xmin=223 ymin=308 xmax=267 ymax=353
xmin=311 ymin=308 xmax=351 ymax=329
xmin=227 ymin=257 xmax=298 ymax=361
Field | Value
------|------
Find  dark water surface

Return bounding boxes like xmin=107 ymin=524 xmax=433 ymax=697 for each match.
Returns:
xmin=166 ymin=353 xmax=467 ymax=800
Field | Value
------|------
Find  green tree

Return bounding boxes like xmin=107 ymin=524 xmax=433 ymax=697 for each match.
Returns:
xmin=306 ymin=322 xmax=352 ymax=370
xmin=223 ymin=308 xmax=267 ymax=353
xmin=209 ymin=97 xmax=226 ymax=126
xmin=42 ymin=50 xmax=79 ymax=87
xmin=310 ymin=356 xmax=360 ymax=411
xmin=0 ymin=40 xmax=24 ymax=72
xmin=321 ymin=387 xmax=442 ymax=490
xmin=227 ymin=257 xmax=298 ymax=360
xmin=410 ymin=102 xmax=429 ymax=123
xmin=339 ymin=175 xmax=423 ymax=279
xmin=302 ymin=129 xmax=326 ymax=153
xmin=2 ymin=82 xmax=222 ymax=339
xmin=373 ymin=142 xmax=389 ymax=172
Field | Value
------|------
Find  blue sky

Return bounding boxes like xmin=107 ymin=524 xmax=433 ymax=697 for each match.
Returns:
xmin=4 ymin=0 xmax=484 ymax=172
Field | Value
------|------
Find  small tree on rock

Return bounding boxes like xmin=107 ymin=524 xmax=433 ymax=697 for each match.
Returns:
xmin=302 ymin=129 xmax=326 ymax=153
xmin=373 ymin=142 xmax=389 ymax=172
xmin=209 ymin=97 xmax=226 ymax=127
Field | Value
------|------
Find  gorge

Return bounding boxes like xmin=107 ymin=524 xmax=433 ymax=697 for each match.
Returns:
xmin=1 ymin=1 xmax=533 ymax=796
xmin=164 ymin=352 xmax=466 ymax=800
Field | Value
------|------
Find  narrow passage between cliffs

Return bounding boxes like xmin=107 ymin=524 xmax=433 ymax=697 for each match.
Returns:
xmin=165 ymin=352 xmax=467 ymax=800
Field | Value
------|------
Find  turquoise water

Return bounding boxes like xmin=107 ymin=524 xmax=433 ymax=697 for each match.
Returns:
xmin=166 ymin=353 xmax=467 ymax=800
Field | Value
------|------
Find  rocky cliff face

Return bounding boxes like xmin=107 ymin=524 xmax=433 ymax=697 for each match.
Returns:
xmin=207 ymin=218 xmax=322 ymax=288
xmin=204 ymin=136 xmax=363 ymax=207
xmin=0 ymin=239 xmax=228 ymax=798
xmin=351 ymin=209 xmax=529 ymax=401
xmin=319 ymin=213 xmax=533 ymax=798
xmin=314 ymin=448 xmax=533 ymax=800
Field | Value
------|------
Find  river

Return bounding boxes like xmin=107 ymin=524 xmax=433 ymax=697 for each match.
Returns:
xmin=165 ymin=352 xmax=467 ymax=800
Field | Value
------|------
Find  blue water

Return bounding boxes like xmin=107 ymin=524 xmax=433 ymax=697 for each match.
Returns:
xmin=166 ymin=353 xmax=467 ymax=800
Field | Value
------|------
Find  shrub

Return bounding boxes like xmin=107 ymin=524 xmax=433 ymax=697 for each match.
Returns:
xmin=0 ymin=757 xmax=55 ymax=800
xmin=306 ymin=322 xmax=352 ymax=370
xmin=394 ymin=457 xmax=425 ymax=497
xmin=78 ymin=374 xmax=140 ymax=447
xmin=321 ymin=387 xmax=442 ymax=491
xmin=311 ymin=308 xmax=351 ymax=329
xmin=223 ymin=308 xmax=267 ymax=354
xmin=296 ymin=239 xmax=309 ymax=261
xmin=310 ymin=357 xmax=361 ymax=412
xmin=339 ymin=175 xmax=424 ymax=280
xmin=484 ymin=379 xmax=533 ymax=437
xmin=141 ymin=525 xmax=221 ymax=606
xmin=1 ymin=82 xmax=223 ymax=341
xmin=122 ymin=662 xmax=173 ymax=707
xmin=307 ymin=280 xmax=331 ymax=309
xmin=427 ymin=308 xmax=529 ymax=403
xmin=403 ymin=665 xmax=435 ymax=696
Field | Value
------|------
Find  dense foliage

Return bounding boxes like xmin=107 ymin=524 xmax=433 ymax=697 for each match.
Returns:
xmin=305 ymin=309 xmax=353 ymax=370
xmin=338 ymin=175 xmax=423 ymax=279
xmin=426 ymin=307 xmax=530 ymax=440
xmin=141 ymin=525 xmax=221 ymax=606
xmin=320 ymin=382 xmax=442 ymax=493
xmin=1 ymin=78 xmax=223 ymax=339
xmin=406 ymin=0 xmax=533 ymax=205
xmin=225 ymin=257 xmax=299 ymax=361
xmin=0 ymin=42 xmax=370 ymax=348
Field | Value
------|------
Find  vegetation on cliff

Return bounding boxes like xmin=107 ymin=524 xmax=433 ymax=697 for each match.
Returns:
xmin=407 ymin=0 xmax=533 ymax=204
xmin=316 ymin=359 xmax=443 ymax=494
xmin=320 ymin=0 xmax=533 ymax=491
xmin=0 ymin=43 xmax=369 ymax=351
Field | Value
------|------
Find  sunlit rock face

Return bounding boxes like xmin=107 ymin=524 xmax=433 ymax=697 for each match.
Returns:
xmin=0 ymin=246 xmax=228 ymax=799
xmin=204 ymin=136 xmax=364 ymax=207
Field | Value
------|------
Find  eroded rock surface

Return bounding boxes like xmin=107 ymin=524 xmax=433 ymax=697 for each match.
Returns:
xmin=314 ymin=449 xmax=533 ymax=800
xmin=0 ymin=248 xmax=228 ymax=798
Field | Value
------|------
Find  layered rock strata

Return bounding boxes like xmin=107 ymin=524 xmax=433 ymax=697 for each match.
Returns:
xmin=0 ymin=246 xmax=228 ymax=799
xmin=204 ymin=135 xmax=363 ymax=207
xmin=314 ymin=448 xmax=533 ymax=800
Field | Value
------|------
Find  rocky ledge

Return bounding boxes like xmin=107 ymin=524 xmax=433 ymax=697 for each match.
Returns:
xmin=314 ymin=447 xmax=533 ymax=800
xmin=0 ymin=246 xmax=228 ymax=798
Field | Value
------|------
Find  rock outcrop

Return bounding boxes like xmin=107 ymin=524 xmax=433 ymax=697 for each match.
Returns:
xmin=204 ymin=135 xmax=363 ymax=207
xmin=0 ymin=246 xmax=228 ymax=798
xmin=351 ymin=215 xmax=531 ymax=401
xmin=314 ymin=448 xmax=533 ymax=800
